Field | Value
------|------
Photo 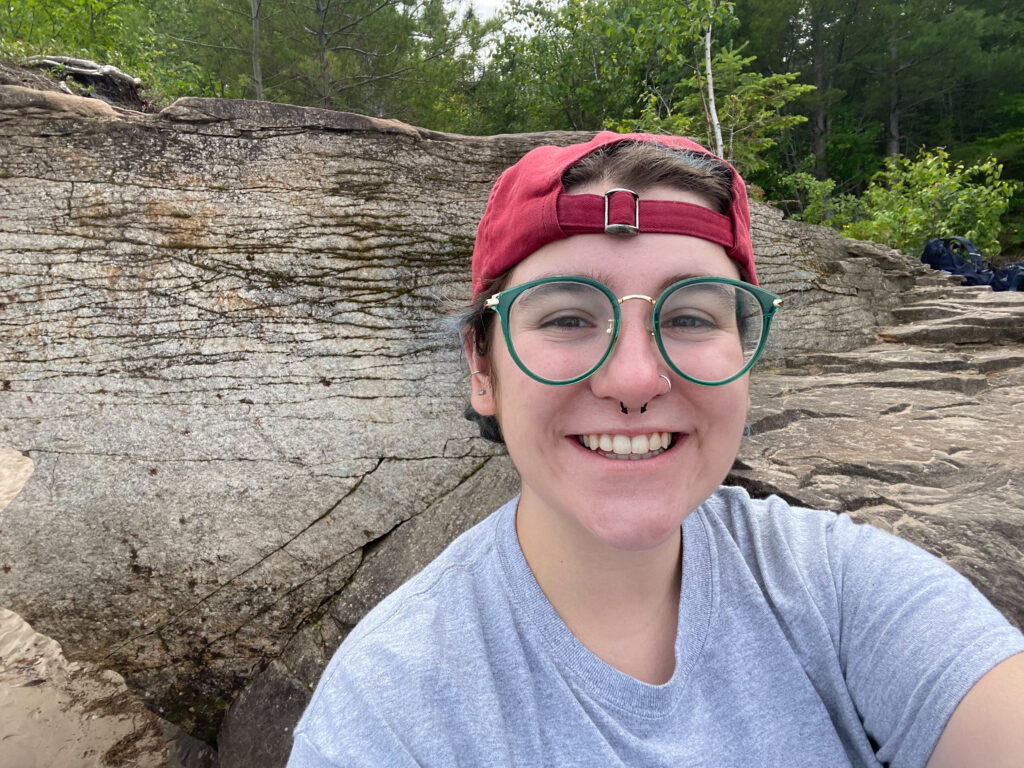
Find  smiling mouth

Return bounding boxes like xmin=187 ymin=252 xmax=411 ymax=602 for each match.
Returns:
xmin=576 ymin=432 xmax=674 ymax=460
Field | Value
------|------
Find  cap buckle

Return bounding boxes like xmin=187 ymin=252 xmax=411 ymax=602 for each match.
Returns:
xmin=604 ymin=188 xmax=639 ymax=237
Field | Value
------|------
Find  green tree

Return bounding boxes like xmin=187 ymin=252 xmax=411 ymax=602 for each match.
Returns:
xmin=154 ymin=0 xmax=487 ymax=127
xmin=386 ymin=0 xmax=497 ymax=131
xmin=788 ymin=148 xmax=1018 ymax=256
xmin=478 ymin=0 xmax=700 ymax=133
xmin=0 ymin=0 xmax=213 ymax=102
xmin=737 ymin=0 xmax=1024 ymax=186
xmin=615 ymin=44 xmax=813 ymax=174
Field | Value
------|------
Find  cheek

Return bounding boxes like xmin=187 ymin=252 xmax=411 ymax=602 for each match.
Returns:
xmin=692 ymin=380 xmax=749 ymax=432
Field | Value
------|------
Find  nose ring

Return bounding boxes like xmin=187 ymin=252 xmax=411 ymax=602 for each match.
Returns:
xmin=619 ymin=375 xmax=671 ymax=414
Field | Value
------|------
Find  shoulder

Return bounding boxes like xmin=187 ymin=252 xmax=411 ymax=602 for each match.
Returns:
xmin=698 ymin=484 xmax=840 ymax=541
xmin=291 ymin=499 xmax=517 ymax=764
xmin=697 ymin=484 xmax=946 ymax=581
xmin=698 ymin=486 xmax=1024 ymax=768
xmin=696 ymin=485 xmax=1018 ymax=631
xmin=336 ymin=498 xmax=510 ymax=673
xmin=696 ymin=484 xmax=861 ymax=581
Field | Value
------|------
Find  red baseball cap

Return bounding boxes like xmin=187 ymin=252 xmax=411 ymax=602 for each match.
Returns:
xmin=471 ymin=131 xmax=757 ymax=297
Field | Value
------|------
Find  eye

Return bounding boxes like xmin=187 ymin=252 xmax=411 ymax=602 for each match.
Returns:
xmin=539 ymin=313 xmax=596 ymax=329
xmin=662 ymin=312 xmax=716 ymax=330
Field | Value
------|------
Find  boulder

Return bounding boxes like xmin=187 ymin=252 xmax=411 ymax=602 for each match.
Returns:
xmin=1 ymin=87 xmax=1022 ymax=763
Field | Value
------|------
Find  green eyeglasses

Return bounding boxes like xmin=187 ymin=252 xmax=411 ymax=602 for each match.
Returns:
xmin=485 ymin=276 xmax=781 ymax=386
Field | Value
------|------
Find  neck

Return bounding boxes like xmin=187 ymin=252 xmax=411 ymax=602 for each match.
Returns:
xmin=515 ymin=489 xmax=683 ymax=684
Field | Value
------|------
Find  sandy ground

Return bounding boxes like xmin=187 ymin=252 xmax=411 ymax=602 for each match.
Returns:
xmin=1 ymin=449 xmax=214 ymax=768
xmin=0 ymin=607 xmax=176 ymax=768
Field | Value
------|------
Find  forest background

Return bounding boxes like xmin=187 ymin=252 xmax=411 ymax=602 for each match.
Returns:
xmin=2 ymin=0 xmax=1022 ymax=262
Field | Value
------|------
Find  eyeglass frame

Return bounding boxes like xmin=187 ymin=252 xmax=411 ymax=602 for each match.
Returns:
xmin=484 ymin=275 xmax=782 ymax=387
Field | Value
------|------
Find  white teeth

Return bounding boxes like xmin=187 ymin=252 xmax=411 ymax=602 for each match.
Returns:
xmin=578 ymin=432 xmax=674 ymax=457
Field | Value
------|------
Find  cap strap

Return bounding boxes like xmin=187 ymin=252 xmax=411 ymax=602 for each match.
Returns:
xmin=556 ymin=191 xmax=735 ymax=249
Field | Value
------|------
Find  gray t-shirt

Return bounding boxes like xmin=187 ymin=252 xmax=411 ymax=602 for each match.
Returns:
xmin=289 ymin=486 xmax=1024 ymax=768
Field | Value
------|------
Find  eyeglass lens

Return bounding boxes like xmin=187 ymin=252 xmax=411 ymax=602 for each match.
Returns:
xmin=505 ymin=280 xmax=765 ymax=384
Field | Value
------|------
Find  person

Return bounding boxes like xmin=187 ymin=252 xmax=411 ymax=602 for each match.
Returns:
xmin=288 ymin=132 xmax=1024 ymax=767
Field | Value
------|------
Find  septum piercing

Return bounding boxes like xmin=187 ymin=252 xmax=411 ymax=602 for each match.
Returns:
xmin=620 ymin=374 xmax=672 ymax=414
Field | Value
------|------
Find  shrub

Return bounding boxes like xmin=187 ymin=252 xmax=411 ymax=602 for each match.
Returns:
xmin=786 ymin=148 xmax=1019 ymax=257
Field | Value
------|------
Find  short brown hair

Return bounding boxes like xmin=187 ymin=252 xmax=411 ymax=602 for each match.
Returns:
xmin=561 ymin=141 xmax=733 ymax=212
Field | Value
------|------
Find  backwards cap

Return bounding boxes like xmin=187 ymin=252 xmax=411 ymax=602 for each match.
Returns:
xmin=471 ymin=131 xmax=757 ymax=297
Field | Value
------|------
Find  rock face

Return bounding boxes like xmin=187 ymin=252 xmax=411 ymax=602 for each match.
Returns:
xmin=1 ymin=86 xmax=1022 ymax=764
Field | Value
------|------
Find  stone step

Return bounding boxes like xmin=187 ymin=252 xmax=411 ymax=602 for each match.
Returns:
xmin=877 ymin=318 xmax=1024 ymax=347
xmin=873 ymin=285 xmax=1024 ymax=347
xmin=786 ymin=347 xmax=1024 ymax=376
xmin=888 ymin=295 xmax=1019 ymax=323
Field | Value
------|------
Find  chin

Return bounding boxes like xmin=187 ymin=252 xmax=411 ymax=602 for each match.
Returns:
xmin=583 ymin=501 xmax=692 ymax=552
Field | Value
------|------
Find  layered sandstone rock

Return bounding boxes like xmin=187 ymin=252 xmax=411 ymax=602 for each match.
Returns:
xmin=1 ymin=86 xmax=1022 ymax=765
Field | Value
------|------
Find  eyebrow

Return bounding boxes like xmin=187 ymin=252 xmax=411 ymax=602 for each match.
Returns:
xmin=513 ymin=279 xmax=598 ymax=309
xmin=525 ymin=271 xmax=725 ymax=295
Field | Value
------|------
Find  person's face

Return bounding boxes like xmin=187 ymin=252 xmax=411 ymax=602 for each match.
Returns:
xmin=466 ymin=187 xmax=750 ymax=552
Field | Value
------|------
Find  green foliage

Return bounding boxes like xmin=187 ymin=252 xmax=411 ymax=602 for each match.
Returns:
xmin=788 ymin=148 xmax=1019 ymax=256
xmin=0 ymin=0 xmax=215 ymax=103
xmin=379 ymin=0 xmax=498 ymax=131
xmin=612 ymin=44 xmax=813 ymax=174
xmin=478 ymin=0 xmax=703 ymax=132
xmin=734 ymin=0 xmax=1024 ymax=221
xmin=0 ymin=0 xmax=491 ymax=123
xmin=152 ymin=0 xmax=494 ymax=129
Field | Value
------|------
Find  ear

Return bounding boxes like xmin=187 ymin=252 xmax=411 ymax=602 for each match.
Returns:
xmin=462 ymin=329 xmax=497 ymax=417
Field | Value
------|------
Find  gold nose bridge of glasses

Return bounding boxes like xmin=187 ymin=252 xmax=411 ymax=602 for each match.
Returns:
xmin=606 ymin=294 xmax=657 ymax=336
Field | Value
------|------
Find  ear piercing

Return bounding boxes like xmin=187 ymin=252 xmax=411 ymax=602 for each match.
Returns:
xmin=470 ymin=369 xmax=486 ymax=396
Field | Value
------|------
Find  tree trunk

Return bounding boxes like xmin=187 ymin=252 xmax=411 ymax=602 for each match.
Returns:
xmin=250 ymin=0 xmax=264 ymax=101
xmin=811 ymin=8 xmax=828 ymax=179
xmin=316 ymin=0 xmax=330 ymax=108
xmin=886 ymin=38 xmax=900 ymax=157
xmin=705 ymin=22 xmax=724 ymax=158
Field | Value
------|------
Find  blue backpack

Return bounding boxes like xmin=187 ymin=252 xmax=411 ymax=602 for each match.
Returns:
xmin=919 ymin=237 xmax=1024 ymax=291
xmin=920 ymin=237 xmax=995 ymax=287
xmin=990 ymin=263 xmax=1024 ymax=292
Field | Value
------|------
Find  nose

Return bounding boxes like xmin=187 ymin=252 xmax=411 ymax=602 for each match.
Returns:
xmin=587 ymin=298 xmax=666 ymax=410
